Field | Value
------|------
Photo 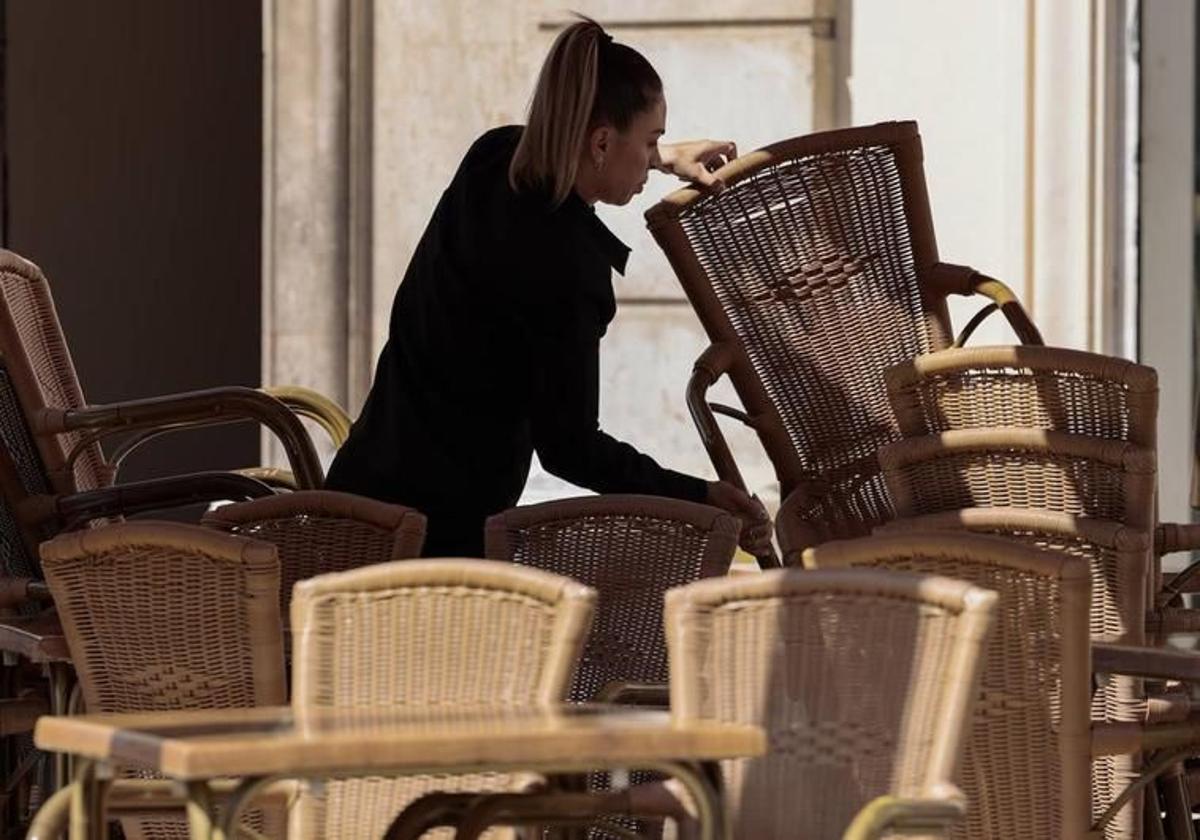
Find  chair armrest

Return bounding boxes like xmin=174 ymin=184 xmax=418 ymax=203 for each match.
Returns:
xmin=934 ymin=261 xmax=1043 ymax=346
xmin=688 ymin=344 xmax=780 ymax=570
xmin=53 ymin=471 xmax=274 ymax=527
xmin=594 ymin=681 xmax=670 ymax=707
xmin=36 ymin=386 xmax=323 ymax=488
xmin=261 ymin=385 xmax=352 ymax=448
xmin=1093 ymin=642 xmax=1200 ymax=682
xmin=842 ymin=792 xmax=966 ymax=839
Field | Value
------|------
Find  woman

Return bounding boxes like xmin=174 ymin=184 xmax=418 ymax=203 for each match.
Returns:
xmin=326 ymin=18 xmax=771 ymax=557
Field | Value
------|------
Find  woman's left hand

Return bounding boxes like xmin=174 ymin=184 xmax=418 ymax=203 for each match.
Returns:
xmin=657 ymin=139 xmax=738 ymax=192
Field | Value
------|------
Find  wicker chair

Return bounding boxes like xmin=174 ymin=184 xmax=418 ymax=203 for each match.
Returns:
xmin=804 ymin=531 xmax=1200 ymax=839
xmin=662 ymin=565 xmax=996 ymax=837
xmin=644 ymin=121 xmax=1042 ymax=568
xmin=288 ymin=558 xmax=595 ymax=840
xmin=202 ymin=489 xmax=427 ymax=635
xmin=39 ymin=521 xmax=286 ymax=840
xmin=484 ymin=495 xmax=738 ymax=704
xmin=876 ymin=509 xmax=1150 ymax=839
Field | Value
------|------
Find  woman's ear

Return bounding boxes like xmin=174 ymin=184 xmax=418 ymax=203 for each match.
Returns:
xmin=588 ymin=124 xmax=613 ymax=169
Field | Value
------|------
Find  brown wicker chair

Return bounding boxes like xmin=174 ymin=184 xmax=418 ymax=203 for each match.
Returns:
xmin=202 ymin=489 xmax=427 ymax=635
xmin=288 ymin=558 xmax=596 ymax=840
xmin=804 ymin=531 xmax=1200 ymax=839
xmin=39 ymin=521 xmax=286 ymax=840
xmin=484 ymin=495 xmax=738 ymax=704
xmin=644 ymin=121 xmax=1042 ymax=568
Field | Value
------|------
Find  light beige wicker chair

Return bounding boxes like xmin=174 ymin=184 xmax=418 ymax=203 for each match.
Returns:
xmin=876 ymin=509 xmax=1151 ymax=839
xmin=645 ymin=122 xmax=1042 ymax=568
xmin=39 ymin=521 xmax=286 ymax=840
xmin=485 ymin=495 xmax=738 ymax=704
xmin=202 ymin=489 xmax=427 ymax=633
xmin=664 ymin=565 xmax=996 ymax=838
xmin=806 ymin=531 xmax=1200 ymax=839
xmin=288 ymin=558 xmax=596 ymax=840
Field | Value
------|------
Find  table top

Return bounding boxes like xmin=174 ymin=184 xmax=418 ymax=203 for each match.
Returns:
xmin=0 ymin=610 xmax=70 ymax=663
xmin=35 ymin=704 xmax=765 ymax=781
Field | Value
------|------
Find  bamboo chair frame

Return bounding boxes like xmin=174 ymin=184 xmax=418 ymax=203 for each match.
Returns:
xmin=645 ymin=121 xmax=1042 ymax=568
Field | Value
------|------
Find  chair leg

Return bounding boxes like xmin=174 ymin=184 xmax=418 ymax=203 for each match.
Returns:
xmin=1160 ymin=763 xmax=1196 ymax=840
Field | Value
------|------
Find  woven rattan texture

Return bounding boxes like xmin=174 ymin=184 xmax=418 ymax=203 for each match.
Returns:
xmin=843 ymin=555 xmax=1068 ymax=837
xmin=495 ymin=512 xmax=731 ymax=701
xmin=42 ymin=532 xmax=283 ymax=840
xmin=692 ymin=590 xmax=957 ymax=838
xmin=290 ymin=584 xmax=566 ymax=840
xmin=899 ymin=368 xmax=1142 ymax=443
xmin=0 ymin=254 xmax=107 ymax=492
xmin=677 ymin=144 xmax=934 ymax=527
xmin=888 ymin=450 xmax=1129 ymax=523
xmin=217 ymin=514 xmax=417 ymax=627
xmin=961 ymin=527 xmax=1141 ymax=839
xmin=0 ymin=367 xmax=51 ymax=583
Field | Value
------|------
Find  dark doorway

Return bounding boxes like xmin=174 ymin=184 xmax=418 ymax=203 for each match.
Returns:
xmin=1 ymin=0 xmax=262 ymax=483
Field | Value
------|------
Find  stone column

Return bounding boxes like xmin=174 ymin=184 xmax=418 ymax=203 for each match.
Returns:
xmin=262 ymin=0 xmax=373 ymax=467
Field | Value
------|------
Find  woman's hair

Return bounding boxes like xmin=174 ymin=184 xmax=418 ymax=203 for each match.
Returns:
xmin=509 ymin=16 xmax=662 ymax=207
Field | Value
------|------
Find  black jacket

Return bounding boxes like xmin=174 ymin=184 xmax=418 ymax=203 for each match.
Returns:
xmin=325 ymin=126 xmax=706 ymax=553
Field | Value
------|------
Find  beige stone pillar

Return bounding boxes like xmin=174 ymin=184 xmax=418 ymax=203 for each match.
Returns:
xmin=262 ymin=0 xmax=373 ymax=467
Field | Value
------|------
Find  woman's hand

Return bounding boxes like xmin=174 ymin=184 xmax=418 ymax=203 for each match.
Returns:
xmin=706 ymin=480 xmax=773 ymax=557
xmin=657 ymin=139 xmax=738 ymax=192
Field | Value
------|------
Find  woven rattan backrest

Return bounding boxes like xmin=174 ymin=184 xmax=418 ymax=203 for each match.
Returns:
xmin=202 ymin=490 xmax=427 ymax=628
xmin=666 ymin=565 xmax=995 ymax=837
xmin=804 ymin=532 xmax=1092 ymax=839
xmin=40 ymin=521 xmax=285 ymax=712
xmin=42 ymin=522 xmax=285 ymax=840
xmin=288 ymin=559 xmax=595 ymax=840
xmin=485 ymin=495 xmax=738 ymax=702
xmin=885 ymin=345 xmax=1159 ymax=448
xmin=874 ymin=509 xmax=1148 ymax=839
xmin=647 ymin=122 xmax=948 ymax=522
xmin=0 ymin=250 xmax=108 ymax=494
xmin=879 ymin=428 xmax=1157 ymax=531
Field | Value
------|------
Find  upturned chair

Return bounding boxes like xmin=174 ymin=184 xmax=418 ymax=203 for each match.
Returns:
xmin=645 ymin=121 xmax=1042 ymax=568
xmin=450 ymin=565 xmax=996 ymax=839
xmin=202 ymin=489 xmax=427 ymax=635
xmin=484 ymin=495 xmax=739 ymax=705
xmin=288 ymin=558 xmax=595 ymax=840
xmin=38 ymin=521 xmax=287 ymax=840
xmin=804 ymin=532 xmax=1200 ymax=839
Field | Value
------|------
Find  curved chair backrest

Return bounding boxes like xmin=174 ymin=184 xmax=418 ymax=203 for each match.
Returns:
xmin=666 ymin=563 xmax=996 ymax=837
xmin=875 ymin=509 xmax=1149 ymax=838
xmin=41 ymin=521 xmax=286 ymax=840
xmin=485 ymin=495 xmax=738 ymax=701
xmin=288 ymin=558 xmax=595 ymax=840
xmin=202 ymin=490 xmax=427 ymax=627
xmin=0 ymin=249 xmax=108 ymax=494
xmin=885 ymin=345 xmax=1159 ymax=449
xmin=804 ymin=532 xmax=1092 ymax=839
xmin=878 ymin=428 xmax=1157 ymax=532
xmin=648 ymin=122 xmax=970 ymax=538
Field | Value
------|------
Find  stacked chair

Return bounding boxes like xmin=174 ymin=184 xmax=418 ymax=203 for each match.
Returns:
xmin=644 ymin=120 xmax=1042 ymax=569
xmin=0 ymin=247 xmax=383 ymax=831
xmin=874 ymin=344 xmax=1200 ymax=838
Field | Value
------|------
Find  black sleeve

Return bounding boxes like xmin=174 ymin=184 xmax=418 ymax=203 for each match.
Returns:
xmin=528 ymin=311 xmax=708 ymax=503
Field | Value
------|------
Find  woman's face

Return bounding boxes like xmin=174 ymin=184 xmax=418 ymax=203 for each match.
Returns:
xmin=591 ymin=96 xmax=666 ymax=206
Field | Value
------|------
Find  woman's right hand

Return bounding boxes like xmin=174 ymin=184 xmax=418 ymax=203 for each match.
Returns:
xmin=706 ymin=480 xmax=773 ymax=556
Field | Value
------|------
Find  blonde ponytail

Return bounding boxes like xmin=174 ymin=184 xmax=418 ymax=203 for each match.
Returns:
xmin=509 ymin=17 xmax=661 ymax=207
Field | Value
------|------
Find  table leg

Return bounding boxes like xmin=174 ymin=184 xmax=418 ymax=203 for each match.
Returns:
xmin=216 ymin=774 xmax=274 ymax=838
xmin=67 ymin=759 xmax=108 ymax=840
xmin=649 ymin=760 xmax=728 ymax=840
xmin=186 ymin=780 xmax=217 ymax=840
xmin=48 ymin=661 xmax=73 ymax=791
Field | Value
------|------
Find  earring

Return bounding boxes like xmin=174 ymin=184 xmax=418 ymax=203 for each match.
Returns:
xmin=594 ymin=157 xmax=605 ymax=172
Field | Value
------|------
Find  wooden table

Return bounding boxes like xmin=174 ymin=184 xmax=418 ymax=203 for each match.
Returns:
xmin=35 ymin=704 xmax=764 ymax=840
